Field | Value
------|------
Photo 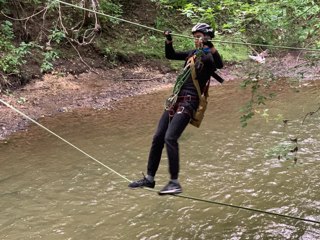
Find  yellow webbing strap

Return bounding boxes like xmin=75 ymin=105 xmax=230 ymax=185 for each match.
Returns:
xmin=188 ymin=56 xmax=209 ymax=98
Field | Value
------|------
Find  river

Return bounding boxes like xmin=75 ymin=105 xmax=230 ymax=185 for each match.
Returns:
xmin=0 ymin=80 xmax=319 ymax=239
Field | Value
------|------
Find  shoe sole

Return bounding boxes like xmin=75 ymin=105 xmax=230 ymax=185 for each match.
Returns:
xmin=128 ymin=182 xmax=155 ymax=189
xmin=128 ymin=185 xmax=155 ymax=189
xmin=158 ymin=189 xmax=182 ymax=195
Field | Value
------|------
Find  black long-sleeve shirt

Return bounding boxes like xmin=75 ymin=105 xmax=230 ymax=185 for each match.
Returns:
xmin=165 ymin=42 xmax=223 ymax=95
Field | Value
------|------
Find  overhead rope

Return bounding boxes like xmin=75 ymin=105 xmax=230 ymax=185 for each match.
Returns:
xmin=55 ymin=0 xmax=320 ymax=52
xmin=1 ymin=97 xmax=320 ymax=226
xmin=55 ymin=0 xmax=190 ymax=39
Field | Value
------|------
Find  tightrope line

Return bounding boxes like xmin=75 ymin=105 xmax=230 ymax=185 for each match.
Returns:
xmin=0 ymin=98 xmax=131 ymax=182
xmin=1 ymin=98 xmax=320 ymax=225
xmin=56 ymin=0 xmax=320 ymax=52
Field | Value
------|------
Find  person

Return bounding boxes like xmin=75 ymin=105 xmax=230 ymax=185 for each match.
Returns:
xmin=128 ymin=23 xmax=224 ymax=195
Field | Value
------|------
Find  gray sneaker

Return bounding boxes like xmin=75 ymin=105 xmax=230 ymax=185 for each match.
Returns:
xmin=158 ymin=181 xmax=182 ymax=195
xmin=128 ymin=174 xmax=155 ymax=189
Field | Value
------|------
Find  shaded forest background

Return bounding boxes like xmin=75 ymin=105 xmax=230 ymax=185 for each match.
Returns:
xmin=0 ymin=0 xmax=319 ymax=90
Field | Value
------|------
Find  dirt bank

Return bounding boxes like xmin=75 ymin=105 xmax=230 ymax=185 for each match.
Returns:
xmin=0 ymin=62 xmax=177 ymax=140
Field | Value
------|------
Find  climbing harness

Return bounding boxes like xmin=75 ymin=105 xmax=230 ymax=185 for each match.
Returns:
xmin=164 ymin=65 xmax=192 ymax=112
xmin=164 ymin=49 xmax=218 ymax=127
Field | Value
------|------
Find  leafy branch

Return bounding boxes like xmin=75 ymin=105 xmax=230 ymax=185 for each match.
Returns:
xmin=239 ymin=71 xmax=276 ymax=127
xmin=0 ymin=0 xmax=121 ymax=78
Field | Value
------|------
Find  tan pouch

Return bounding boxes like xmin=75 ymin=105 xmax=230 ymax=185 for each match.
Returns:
xmin=188 ymin=56 xmax=210 ymax=128
xmin=190 ymin=94 xmax=208 ymax=127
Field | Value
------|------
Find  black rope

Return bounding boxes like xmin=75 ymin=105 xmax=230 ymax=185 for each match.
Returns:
xmin=144 ymin=188 xmax=320 ymax=225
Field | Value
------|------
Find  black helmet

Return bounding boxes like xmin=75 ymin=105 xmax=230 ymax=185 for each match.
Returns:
xmin=191 ymin=23 xmax=214 ymax=38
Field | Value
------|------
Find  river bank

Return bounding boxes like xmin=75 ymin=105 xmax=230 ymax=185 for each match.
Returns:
xmin=0 ymin=62 xmax=176 ymax=140
xmin=0 ymin=61 xmax=231 ymax=141
xmin=0 ymin=52 xmax=318 ymax=141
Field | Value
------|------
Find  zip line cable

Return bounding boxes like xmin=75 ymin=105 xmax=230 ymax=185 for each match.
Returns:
xmin=55 ymin=0 xmax=190 ymax=39
xmin=55 ymin=0 xmax=320 ymax=52
xmin=1 ymin=98 xmax=320 ymax=225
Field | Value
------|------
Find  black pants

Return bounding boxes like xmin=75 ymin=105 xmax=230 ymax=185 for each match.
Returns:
xmin=147 ymin=97 xmax=198 ymax=180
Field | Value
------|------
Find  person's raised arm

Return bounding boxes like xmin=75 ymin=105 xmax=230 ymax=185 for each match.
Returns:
xmin=164 ymin=30 xmax=190 ymax=60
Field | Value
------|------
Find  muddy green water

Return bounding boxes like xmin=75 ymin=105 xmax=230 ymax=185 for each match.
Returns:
xmin=1 ymin=81 xmax=320 ymax=239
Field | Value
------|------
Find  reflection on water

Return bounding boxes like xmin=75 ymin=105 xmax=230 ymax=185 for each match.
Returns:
xmin=0 ymin=81 xmax=320 ymax=239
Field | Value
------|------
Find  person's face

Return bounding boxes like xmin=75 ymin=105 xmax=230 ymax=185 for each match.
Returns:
xmin=193 ymin=32 xmax=205 ymax=48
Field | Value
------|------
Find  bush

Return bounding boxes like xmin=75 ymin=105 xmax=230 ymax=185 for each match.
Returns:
xmin=0 ymin=21 xmax=31 ymax=75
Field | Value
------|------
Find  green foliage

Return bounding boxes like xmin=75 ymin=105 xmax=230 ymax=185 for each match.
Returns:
xmin=1 ymin=0 xmax=319 ymax=91
xmin=41 ymin=50 xmax=59 ymax=73
xmin=48 ymin=28 xmax=65 ymax=44
xmin=127 ymin=34 xmax=164 ymax=59
xmin=47 ymin=0 xmax=59 ymax=8
xmin=239 ymin=66 xmax=278 ymax=127
xmin=181 ymin=3 xmax=216 ymax=30
xmin=38 ymin=28 xmax=64 ymax=73
xmin=157 ymin=0 xmax=320 ymax=48
xmin=0 ymin=0 xmax=7 ymax=9
xmin=0 ymin=21 xmax=14 ymax=42
xmin=29 ymin=0 xmax=42 ymax=3
xmin=247 ymin=0 xmax=320 ymax=46
xmin=154 ymin=15 xmax=171 ymax=30
xmin=0 ymin=21 xmax=32 ymax=75
xmin=265 ymin=141 xmax=297 ymax=162
xmin=0 ymin=43 xmax=32 ymax=74
xmin=99 ymin=0 xmax=123 ymax=24
xmin=174 ymin=34 xmax=194 ymax=50
xmin=103 ymin=45 xmax=118 ymax=65
xmin=150 ymin=0 xmax=188 ymax=8
xmin=214 ymin=37 xmax=248 ymax=62
xmin=0 ymin=20 xmax=61 ymax=76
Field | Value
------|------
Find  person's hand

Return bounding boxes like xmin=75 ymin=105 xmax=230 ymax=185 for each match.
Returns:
xmin=202 ymin=35 xmax=213 ymax=48
xmin=164 ymin=30 xmax=172 ymax=41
